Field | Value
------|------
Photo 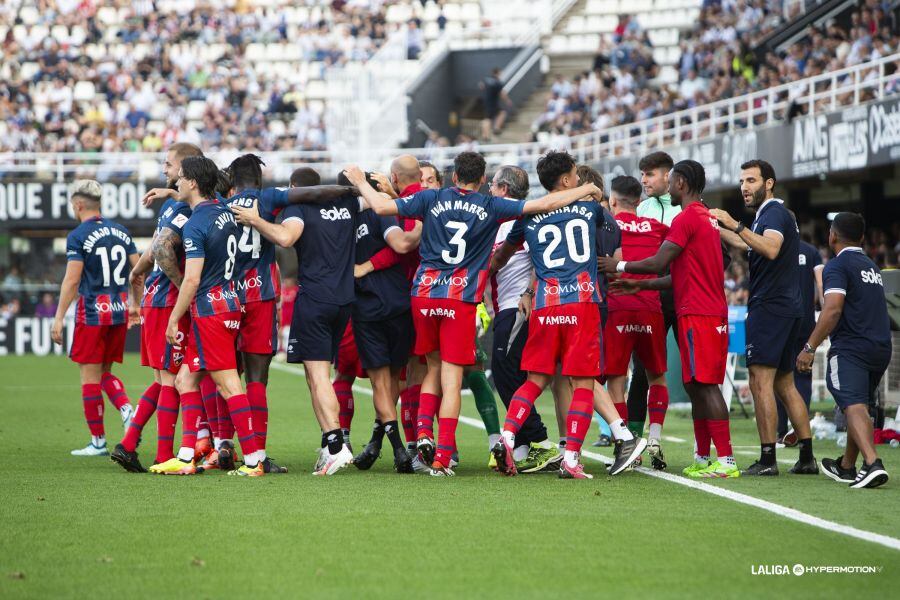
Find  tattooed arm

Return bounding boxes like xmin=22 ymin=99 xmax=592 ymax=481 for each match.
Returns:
xmin=152 ymin=228 xmax=184 ymax=288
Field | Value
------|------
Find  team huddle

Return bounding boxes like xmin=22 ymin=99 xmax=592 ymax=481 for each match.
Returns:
xmin=52 ymin=143 xmax=892 ymax=487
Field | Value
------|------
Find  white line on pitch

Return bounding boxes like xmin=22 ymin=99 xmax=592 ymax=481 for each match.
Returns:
xmin=273 ymin=362 xmax=900 ymax=552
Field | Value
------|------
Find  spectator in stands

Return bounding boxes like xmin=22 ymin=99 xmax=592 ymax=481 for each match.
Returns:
xmin=479 ymin=68 xmax=512 ymax=141
xmin=34 ymin=293 xmax=58 ymax=319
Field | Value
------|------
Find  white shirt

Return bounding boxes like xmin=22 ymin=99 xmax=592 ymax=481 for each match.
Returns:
xmin=492 ymin=215 xmax=532 ymax=312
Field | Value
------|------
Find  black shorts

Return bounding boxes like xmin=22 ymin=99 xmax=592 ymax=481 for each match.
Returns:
xmin=745 ymin=306 xmax=801 ymax=372
xmin=826 ymin=352 xmax=889 ymax=410
xmin=352 ymin=311 xmax=414 ymax=371
xmin=287 ymin=295 xmax=352 ymax=363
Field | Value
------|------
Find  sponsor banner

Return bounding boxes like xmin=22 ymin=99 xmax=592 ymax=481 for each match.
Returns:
xmin=0 ymin=317 xmax=140 ymax=356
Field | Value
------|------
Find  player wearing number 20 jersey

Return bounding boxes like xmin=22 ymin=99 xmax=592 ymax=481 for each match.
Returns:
xmin=181 ymin=199 xmax=242 ymax=371
xmin=507 ymin=200 xmax=602 ymax=377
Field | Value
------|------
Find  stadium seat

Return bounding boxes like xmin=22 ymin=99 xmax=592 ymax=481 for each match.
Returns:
xmin=72 ymin=81 xmax=96 ymax=102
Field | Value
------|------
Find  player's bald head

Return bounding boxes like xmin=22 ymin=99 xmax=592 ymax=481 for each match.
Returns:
xmin=390 ymin=154 xmax=422 ymax=189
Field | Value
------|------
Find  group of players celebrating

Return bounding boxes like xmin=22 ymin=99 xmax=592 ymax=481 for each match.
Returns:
xmin=53 ymin=142 xmax=891 ymax=487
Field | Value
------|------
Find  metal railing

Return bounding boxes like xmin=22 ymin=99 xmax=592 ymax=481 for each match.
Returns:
xmin=4 ymin=52 xmax=898 ymax=182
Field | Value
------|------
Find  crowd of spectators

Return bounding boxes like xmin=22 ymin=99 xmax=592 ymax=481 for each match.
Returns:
xmin=530 ymin=1 xmax=900 ymax=143
xmin=0 ymin=0 xmax=437 ymax=154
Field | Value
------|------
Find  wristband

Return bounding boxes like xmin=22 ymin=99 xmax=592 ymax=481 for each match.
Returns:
xmin=616 ymin=261 xmax=627 ymax=273
xmin=734 ymin=222 xmax=745 ymax=234
xmin=803 ymin=343 xmax=815 ymax=355
xmin=523 ymin=288 xmax=535 ymax=297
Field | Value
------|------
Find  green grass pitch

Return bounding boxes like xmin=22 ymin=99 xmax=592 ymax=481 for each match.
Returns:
xmin=1 ymin=354 xmax=898 ymax=598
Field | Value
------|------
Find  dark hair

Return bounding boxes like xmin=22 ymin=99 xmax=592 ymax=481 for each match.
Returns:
xmin=453 ymin=151 xmax=486 ymax=185
xmin=215 ymin=169 xmax=233 ymax=196
xmin=610 ymin=175 xmax=642 ymax=204
xmin=638 ymin=151 xmax=674 ymax=173
xmin=181 ymin=156 xmax=220 ymax=199
xmin=576 ymin=164 xmax=604 ymax=189
xmin=228 ymin=153 xmax=265 ymax=190
xmin=493 ymin=165 xmax=529 ymax=199
xmin=536 ymin=150 xmax=577 ymax=191
xmin=337 ymin=170 xmax=378 ymax=189
xmin=671 ymin=159 xmax=706 ymax=195
xmin=290 ymin=167 xmax=321 ymax=187
xmin=740 ymin=159 xmax=777 ymax=185
xmin=831 ymin=212 xmax=865 ymax=243
xmin=419 ymin=160 xmax=443 ymax=185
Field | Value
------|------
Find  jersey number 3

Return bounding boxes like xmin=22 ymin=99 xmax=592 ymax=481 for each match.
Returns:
xmin=442 ymin=221 xmax=468 ymax=265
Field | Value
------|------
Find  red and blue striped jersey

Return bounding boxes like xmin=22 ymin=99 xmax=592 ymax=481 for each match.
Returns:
xmin=507 ymin=200 xmax=602 ymax=310
xmin=142 ymin=198 xmax=191 ymax=308
xmin=182 ymin=200 xmax=241 ymax=317
xmin=393 ymin=188 xmax=523 ymax=304
xmin=66 ymin=216 xmax=138 ymax=325
xmin=224 ymin=187 xmax=291 ymax=304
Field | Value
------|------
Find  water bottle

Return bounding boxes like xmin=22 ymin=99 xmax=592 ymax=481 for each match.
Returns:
xmin=836 ymin=433 xmax=847 ymax=448
xmin=890 ymin=439 xmax=899 ymax=448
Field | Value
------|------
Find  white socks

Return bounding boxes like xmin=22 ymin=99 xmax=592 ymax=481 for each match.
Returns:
xmin=177 ymin=447 xmax=194 ymax=462
xmin=719 ymin=455 xmax=736 ymax=467
xmin=564 ymin=450 xmax=579 ymax=468
xmin=488 ymin=433 xmax=501 ymax=450
xmin=609 ymin=419 xmax=633 ymax=441
xmin=513 ymin=445 xmax=529 ymax=462
xmin=648 ymin=423 xmax=662 ymax=441
xmin=91 ymin=435 xmax=105 ymax=448
xmin=501 ymin=430 xmax=515 ymax=446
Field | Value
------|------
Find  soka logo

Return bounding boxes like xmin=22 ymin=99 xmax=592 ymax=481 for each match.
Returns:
xmin=616 ymin=219 xmax=652 ymax=233
xmin=420 ymin=307 xmax=456 ymax=319
xmin=861 ymin=268 xmax=883 ymax=285
xmin=538 ymin=315 xmax=578 ymax=326
xmin=616 ymin=324 xmax=652 ymax=334
xmin=420 ymin=274 xmax=468 ymax=288
xmin=320 ymin=207 xmax=352 ymax=221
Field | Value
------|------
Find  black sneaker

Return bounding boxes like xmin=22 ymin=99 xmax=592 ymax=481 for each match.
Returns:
xmin=609 ymin=437 xmax=647 ymax=475
xmin=393 ymin=445 xmax=414 ymax=473
xmin=821 ymin=456 xmax=856 ymax=483
xmin=262 ymin=457 xmax=288 ymax=474
xmin=592 ymin=434 xmax=611 ymax=447
xmin=742 ymin=460 xmax=779 ymax=476
xmin=354 ymin=442 xmax=381 ymax=470
xmin=110 ymin=443 xmax=146 ymax=473
xmin=850 ymin=459 xmax=889 ymax=489
xmin=218 ymin=440 xmax=236 ymax=471
xmin=789 ymin=457 xmax=819 ymax=475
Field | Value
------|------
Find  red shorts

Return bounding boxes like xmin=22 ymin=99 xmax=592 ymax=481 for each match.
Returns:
xmin=238 ymin=299 xmax=278 ymax=355
xmin=186 ymin=311 xmax=241 ymax=372
xmin=410 ymin=296 xmax=476 ymax=365
xmin=603 ymin=310 xmax=667 ymax=377
xmin=677 ymin=314 xmax=728 ymax=384
xmin=521 ymin=303 xmax=600 ymax=377
xmin=335 ymin=320 xmax=366 ymax=379
xmin=70 ymin=322 xmax=127 ymax=365
xmin=140 ymin=306 xmax=190 ymax=374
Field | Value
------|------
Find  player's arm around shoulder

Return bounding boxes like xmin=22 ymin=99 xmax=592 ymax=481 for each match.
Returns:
xmin=521 ymin=183 xmax=603 ymax=215
xmin=384 ymin=220 xmax=421 ymax=254
xmin=343 ymin=165 xmax=403 ymax=216
xmin=234 ymin=201 xmax=303 ymax=248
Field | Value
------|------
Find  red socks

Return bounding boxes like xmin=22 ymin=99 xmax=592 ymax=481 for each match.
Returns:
xmin=216 ymin=391 xmax=235 ymax=441
xmin=155 ymin=385 xmax=179 ymax=463
xmin=399 ymin=384 xmax=420 ymax=443
xmin=614 ymin=402 xmax=628 ymax=422
xmin=101 ymin=372 xmax=130 ymax=411
xmin=564 ymin=388 xmax=594 ymax=453
xmin=416 ymin=392 xmax=440 ymax=439
xmin=647 ymin=385 xmax=669 ymax=428
xmin=179 ymin=391 xmax=203 ymax=452
xmin=121 ymin=382 xmax=161 ymax=452
xmin=246 ymin=382 xmax=268 ymax=450
xmin=503 ymin=380 xmax=541 ymax=435
xmin=707 ymin=419 xmax=733 ymax=458
xmin=81 ymin=383 xmax=104 ymax=436
xmin=693 ymin=418 xmax=711 ymax=458
xmin=435 ymin=417 xmax=458 ymax=468
xmin=200 ymin=375 xmax=218 ymax=438
xmin=333 ymin=380 xmax=354 ymax=431
xmin=225 ymin=393 xmax=258 ymax=457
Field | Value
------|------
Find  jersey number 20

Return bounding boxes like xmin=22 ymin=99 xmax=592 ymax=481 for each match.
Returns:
xmin=538 ymin=221 xmax=590 ymax=268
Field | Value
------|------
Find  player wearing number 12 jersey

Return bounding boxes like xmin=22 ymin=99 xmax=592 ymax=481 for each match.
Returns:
xmin=346 ymin=152 xmax=604 ymax=476
xmin=491 ymin=152 xmax=645 ymax=479
xmin=150 ymin=156 xmax=266 ymax=476
xmin=53 ymin=180 xmax=142 ymax=457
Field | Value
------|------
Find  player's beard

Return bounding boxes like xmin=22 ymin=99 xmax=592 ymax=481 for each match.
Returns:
xmin=746 ymin=187 xmax=766 ymax=209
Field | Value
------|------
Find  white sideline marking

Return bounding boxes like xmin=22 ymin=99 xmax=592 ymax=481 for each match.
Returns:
xmin=272 ymin=363 xmax=900 ymax=552
xmin=662 ymin=435 xmax=686 ymax=443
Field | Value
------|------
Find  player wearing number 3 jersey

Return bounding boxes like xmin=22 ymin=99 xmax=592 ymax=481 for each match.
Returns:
xmin=345 ymin=152 xmax=604 ymax=476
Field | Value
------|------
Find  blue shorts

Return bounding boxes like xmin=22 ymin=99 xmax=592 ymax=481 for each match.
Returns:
xmin=826 ymin=352 xmax=888 ymax=410
xmin=745 ymin=306 xmax=801 ymax=371
xmin=352 ymin=311 xmax=414 ymax=371
xmin=287 ymin=294 xmax=352 ymax=363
